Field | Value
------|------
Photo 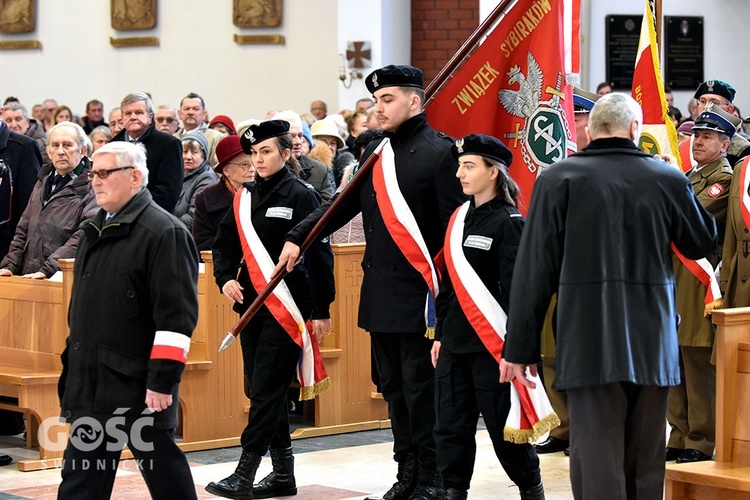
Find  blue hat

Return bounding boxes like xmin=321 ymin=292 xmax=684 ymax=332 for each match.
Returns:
xmin=694 ymin=79 xmax=736 ymax=103
xmin=240 ymin=119 xmax=290 ymax=154
xmin=301 ymin=122 xmax=314 ymax=150
xmin=692 ymin=103 xmax=741 ymax=139
xmin=452 ymin=134 xmax=513 ymax=167
xmin=573 ymin=87 xmax=599 ymax=113
xmin=365 ymin=65 xmax=424 ymax=94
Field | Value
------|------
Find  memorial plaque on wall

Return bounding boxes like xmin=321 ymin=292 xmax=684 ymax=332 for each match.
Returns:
xmin=664 ymin=16 xmax=703 ymax=90
xmin=606 ymin=15 xmax=643 ymax=90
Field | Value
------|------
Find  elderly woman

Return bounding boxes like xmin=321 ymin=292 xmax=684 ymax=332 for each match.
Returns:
xmin=89 ymin=125 xmax=112 ymax=153
xmin=175 ymin=130 xmax=217 ymax=229
xmin=192 ymin=135 xmax=254 ymax=252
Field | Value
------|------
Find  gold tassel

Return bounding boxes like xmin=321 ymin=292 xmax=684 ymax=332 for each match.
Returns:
xmin=503 ymin=413 xmax=562 ymax=444
xmin=704 ymin=297 xmax=723 ymax=317
xmin=299 ymin=377 xmax=331 ymax=401
xmin=424 ymin=327 xmax=435 ymax=340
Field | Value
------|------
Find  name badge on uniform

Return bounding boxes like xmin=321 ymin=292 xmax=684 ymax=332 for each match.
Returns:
xmin=463 ymin=235 xmax=493 ymax=251
xmin=266 ymin=207 xmax=293 ymax=220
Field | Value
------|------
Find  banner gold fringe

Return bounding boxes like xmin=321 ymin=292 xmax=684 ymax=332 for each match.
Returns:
xmin=503 ymin=412 xmax=561 ymax=444
xmin=424 ymin=327 xmax=435 ymax=340
xmin=299 ymin=376 xmax=331 ymax=401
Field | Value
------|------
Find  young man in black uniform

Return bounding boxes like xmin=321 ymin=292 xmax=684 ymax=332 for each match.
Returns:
xmin=276 ymin=65 xmax=466 ymax=500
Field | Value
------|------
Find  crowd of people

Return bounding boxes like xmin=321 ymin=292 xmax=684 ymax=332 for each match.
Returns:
xmin=0 ymin=69 xmax=747 ymax=500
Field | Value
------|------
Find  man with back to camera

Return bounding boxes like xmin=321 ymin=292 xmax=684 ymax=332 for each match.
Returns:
xmin=110 ymin=92 xmax=183 ymax=213
xmin=276 ymin=64 xmax=466 ymax=500
xmin=501 ymin=93 xmax=717 ymax=499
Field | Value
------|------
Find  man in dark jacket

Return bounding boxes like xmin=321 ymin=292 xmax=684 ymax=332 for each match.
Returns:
xmin=500 ymin=93 xmax=717 ymax=500
xmin=277 ymin=65 xmax=466 ymax=500
xmin=57 ymin=141 xmax=199 ymax=499
xmin=0 ymin=121 xmax=98 ymax=278
xmin=110 ymin=92 xmax=183 ymax=213
xmin=0 ymin=105 xmax=42 ymax=259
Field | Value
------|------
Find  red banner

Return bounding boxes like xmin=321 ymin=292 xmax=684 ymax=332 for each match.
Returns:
xmin=426 ymin=0 xmax=576 ymax=213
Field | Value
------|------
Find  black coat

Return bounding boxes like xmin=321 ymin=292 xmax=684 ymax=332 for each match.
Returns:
xmin=192 ymin=179 xmax=233 ymax=252
xmin=0 ymin=122 xmax=42 ymax=258
xmin=59 ymin=189 xmax=199 ymax=429
xmin=111 ymin=123 xmax=183 ymax=214
xmin=436 ymin=198 xmax=524 ymax=353
xmin=212 ymin=168 xmax=335 ymax=321
xmin=504 ymin=138 xmax=717 ymax=390
xmin=287 ymin=113 xmax=466 ymax=333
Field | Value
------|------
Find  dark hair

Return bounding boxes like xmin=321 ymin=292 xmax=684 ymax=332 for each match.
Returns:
xmin=273 ymin=133 xmax=300 ymax=177
xmin=482 ymin=157 xmax=520 ymax=207
xmin=668 ymin=106 xmax=682 ymax=123
xmin=596 ymin=81 xmax=612 ymax=93
xmin=352 ymin=129 xmax=385 ymax=160
xmin=180 ymin=92 xmax=206 ymax=109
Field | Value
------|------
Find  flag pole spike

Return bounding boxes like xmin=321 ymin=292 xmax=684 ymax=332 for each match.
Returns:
xmin=218 ymin=332 xmax=236 ymax=352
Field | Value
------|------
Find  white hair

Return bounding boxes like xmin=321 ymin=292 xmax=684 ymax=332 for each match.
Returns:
xmin=91 ymin=141 xmax=149 ymax=187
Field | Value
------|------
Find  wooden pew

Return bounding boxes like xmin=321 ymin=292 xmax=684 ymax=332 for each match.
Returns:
xmin=665 ymin=307 xmax=750 ymax=499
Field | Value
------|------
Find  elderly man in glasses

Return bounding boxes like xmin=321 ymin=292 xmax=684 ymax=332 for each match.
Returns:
xmin=155 ymin=105 xmax=181 ymax=135
xmin=0 ymin=121 xmax=97 ymax=279
xmin=57 ymin=140 xmax=199 ymax=499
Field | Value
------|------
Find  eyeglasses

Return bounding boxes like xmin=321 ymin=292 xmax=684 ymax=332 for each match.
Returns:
xmin=226 ymin=161 xmax=253 ymax=171
xmin=86 ymin=166 xmax=134 ymax=180
xmin=155 ymin=117 xmax=176 ymax=123
xmin=698 ymin=98 xmax=728 ymax=108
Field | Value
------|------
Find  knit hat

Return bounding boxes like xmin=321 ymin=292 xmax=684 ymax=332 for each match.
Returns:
xmin=209 ymin=114 xmax=237 ymax=135
xmin=181 ymin=130 xmax=209 ymax=161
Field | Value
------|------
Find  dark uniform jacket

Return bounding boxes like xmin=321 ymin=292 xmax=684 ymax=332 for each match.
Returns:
xmin=112 ymin=123 xmax=183 ymax=214
xmin=0 ymin=159 xmax=98 ymax=277
xmin=59 ymin=189 xmax=199 ymax=429
xmin=436 ymin=198 xmax=524 ymax=354
xmin=0 ymin=122 xmax=42 ymax=258
xmin=212 ymin=167 xmax=334 ymax=321
xmin=287 ymin=112 xmax=466 ymax=333
xmin=674 ymin=157 xmax=732 ymax=346
xmin=192 ymin=179 xmax=233 ymax=252
xmin=504 ymin=138 xmax=717 ymax=391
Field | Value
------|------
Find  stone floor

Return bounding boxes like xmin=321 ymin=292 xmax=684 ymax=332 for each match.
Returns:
xmin=0 ymin=420 xmax=575 ymax=499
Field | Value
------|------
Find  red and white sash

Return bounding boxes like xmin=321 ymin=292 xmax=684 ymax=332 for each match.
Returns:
xmin=444 ymin=202 xmax=559 ymax=443
xmin=234 ymin=189 xmax=329 ymax=400
xmin=371 ymin=138 xmax=440 ymax=335
xmin=740 ymin=157 xmax=750 ymax=231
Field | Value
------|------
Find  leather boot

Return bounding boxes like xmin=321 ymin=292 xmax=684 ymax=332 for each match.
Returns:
xmin=206 ymin=450 xmax=262 ymax=499
xmin=253 ymin=447 xmax=297 ymax=498
xmin=408 ymin=455 xmax=442 ymax=500
xmin=364 ymin=452 xmax=418 ymax=500
xmin=519 ymin=482 xmax=545 ymax=500
xmin=443 ymin=488 xmax=467 ymax=500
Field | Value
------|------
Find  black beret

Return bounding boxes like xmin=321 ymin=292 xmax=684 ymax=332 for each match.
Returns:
xmin=573 ymin=87 xmax=600 ymax=113
xmin=694 ymin=79 xmax=736 ymax=103
xmin=240 ymin=119 xmax=290 ymax=154
xmin=365 ymin=65 xmax=424 ymax=94
xmin=452 ymin=134 xmax=513 ymax=167
xmin=692 ymin=103 xmax=741 ymax=139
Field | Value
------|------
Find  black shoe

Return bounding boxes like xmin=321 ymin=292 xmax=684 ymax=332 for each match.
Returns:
xmin=442 ymin=488 xmax=467 ymax=500
xmin=206 ymin=450 xmax=262 ymax=499
xmin=520 ymin=482 xmax=545 ymax=500
xmin=563 ymin=447 xmax=570 ymax=457
xmin=253 ymin=447 xmax=296 ymax=498
xmin=666 ymin=447 xmax=683 ymax=461
xmin=534 ymin=437 xmax=568 ymax=454
xmin=0 ymin=455 xmax=12 ymax=466
xmin=675 ymin=449 xmax=712 ymax=464
xmin=408 ymin=485 xmax=442 ymax=500
xmin=364 ymin=452 xmax=418 ymax=500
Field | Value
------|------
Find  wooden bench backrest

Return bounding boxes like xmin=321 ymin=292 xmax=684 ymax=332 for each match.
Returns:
xmin=713 ymin=308 xmax=750 ymax=465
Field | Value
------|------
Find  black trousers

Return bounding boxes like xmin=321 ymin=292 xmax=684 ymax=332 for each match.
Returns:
xmin=57 ymin=425 xmax=196 ymax=500
xmin=568 ymin=383 xmax=668 ymax=500
xmin=434 ymin=348 xmax=541 ymax=491
xmin=370 ymin=331 xmax=436 ymax=462
xmin=240 ymin=314 xmax=300 ymax=455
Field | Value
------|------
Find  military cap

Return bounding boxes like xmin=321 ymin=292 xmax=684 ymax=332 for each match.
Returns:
xmin=365 ymin=65 xmax=424 ymax=94
xmin=240 ymin=119 xmax=290 ymax=154
xmin=573 ymin=87 xmax=600 ymax=113
xmin=692 ymin=103 xmax=741 ymax=139
xmin=452 ymin=133 xmax=513 ymax=167
xmin=694 ymin=79 xmax=736 ymax=103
